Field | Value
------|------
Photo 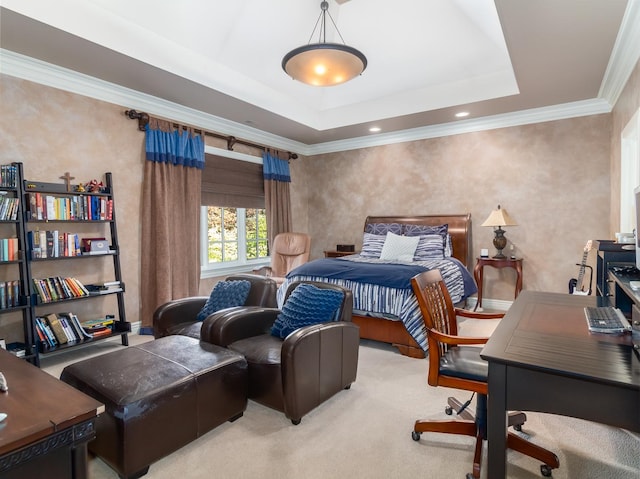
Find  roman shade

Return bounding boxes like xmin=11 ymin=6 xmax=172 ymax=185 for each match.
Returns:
xmin=201 ymin=153 xmax=264 ymax=208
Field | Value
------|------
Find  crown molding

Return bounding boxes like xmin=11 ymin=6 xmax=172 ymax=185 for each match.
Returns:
xmin=306 ymin=98 xmax=613 ymax=155
xmin=599 ymin=0 xmax=640 ymax=105
xmin=0 ymin=49 xmax=307 ymax=155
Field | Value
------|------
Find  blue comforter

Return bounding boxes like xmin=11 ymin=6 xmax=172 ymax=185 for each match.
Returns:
xmin=279 ymin=256 xmax=477 ymax=352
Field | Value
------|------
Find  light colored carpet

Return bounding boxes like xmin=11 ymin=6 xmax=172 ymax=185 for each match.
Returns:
xmin=41 ymin=322 xmax=640 ymax=479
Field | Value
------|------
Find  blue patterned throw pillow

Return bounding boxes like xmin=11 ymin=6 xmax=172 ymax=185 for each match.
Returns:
xmin=365 ymin=222 xmax=404 ymax=235
xmin=196 ymin=280 xmax=251 ymax=321
xmin=271 ymin=284 xmax=344 ymax=339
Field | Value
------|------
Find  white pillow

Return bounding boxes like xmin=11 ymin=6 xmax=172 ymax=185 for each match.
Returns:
xmin=379 ymin=232 xmax=420 ymax=261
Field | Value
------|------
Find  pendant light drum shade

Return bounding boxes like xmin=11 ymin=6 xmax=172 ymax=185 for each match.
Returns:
xmin=282 ymin=43 xmax=367 ymax=86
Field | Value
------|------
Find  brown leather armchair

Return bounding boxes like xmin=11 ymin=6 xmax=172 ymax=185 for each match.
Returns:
xmin=201 ymin=280 xmax=359 ymax=425
xmin=153 ymin=273 xmax=278 ymax=339
xmin=253 ymin=232 xmax=311 ymax=285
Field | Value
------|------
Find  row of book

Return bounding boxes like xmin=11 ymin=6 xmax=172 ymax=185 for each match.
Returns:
xmin=26 ymin=192 xmax=113 ymax=221
xmin=0 ymin=195 xmax=20 ymax=221
xmin=32 ymin=276 xmax=89 ymax=303
xmin=34 ymin=312 xmax=115 ymax=350
xmin=27 ymin=230 xmax=82 ymax=259
xmin=0 ymin=164 xmax=18 ymax=188
xmin=0 ymin=280 xmax=21 ymax=309
xmin=0 ymin=237 xmax=19 ymax=261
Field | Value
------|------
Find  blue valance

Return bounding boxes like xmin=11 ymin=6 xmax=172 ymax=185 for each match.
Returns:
xmin=262 ymin=152 xmax=291 ymax=182
xmin=145 ymin=124 xmax=205 ymax=169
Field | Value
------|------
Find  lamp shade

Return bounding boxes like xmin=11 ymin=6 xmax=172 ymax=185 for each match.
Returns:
xmin=282 ymin=1 xmax=367 ymax=87
xmin=481 ymin=205 xmax=517 ymax=228
xmin=282 ymin=43 xmax=367 ymax=86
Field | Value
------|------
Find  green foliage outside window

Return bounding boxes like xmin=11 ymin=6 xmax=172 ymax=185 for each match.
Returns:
xmin=207 ymin=206 xmax=268 ymax=263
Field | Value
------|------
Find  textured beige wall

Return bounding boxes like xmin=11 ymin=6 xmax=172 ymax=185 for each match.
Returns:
xmin=297 ymin=115 xmax=612 ymax=300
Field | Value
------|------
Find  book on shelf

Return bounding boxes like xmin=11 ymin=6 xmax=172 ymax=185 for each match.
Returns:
xmin=26 ymin=192 xmax=113 ymax=221
xmin=0 ymin=164 xmax=17 ymax=188
xmin=32 ymin=276 xmax=89 ymax=303
xmin=0 ymin=280 xmax=20 ymax=309
xmin=85 ymin=280 xmax=122 ymax=294
xmin=59 ymin=312 xmax=93 ymax=340
xmin=81 ymin=316 xmax=115 ymax=334
xmin=44 ymin=313 xmax=68 ymax=345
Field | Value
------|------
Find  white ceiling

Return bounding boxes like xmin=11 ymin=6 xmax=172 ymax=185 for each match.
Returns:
xmin=0 ymin=0 xmax=638 ymax=153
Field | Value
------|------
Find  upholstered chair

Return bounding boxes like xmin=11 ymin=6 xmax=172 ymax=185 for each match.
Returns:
xmin=152 ymin=273 xmax=278 ymax=339
xmin=253 ymin=232 xmax=311 ymax=285
xmin=201 ymin=280 xmax=359 ymax=425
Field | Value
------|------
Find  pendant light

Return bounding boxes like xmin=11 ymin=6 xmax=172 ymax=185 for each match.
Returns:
xmin=282 ymin=1 xmax=367 ymax=87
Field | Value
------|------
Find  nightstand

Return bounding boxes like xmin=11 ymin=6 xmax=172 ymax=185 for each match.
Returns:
xmin=473 ymin=257 xmax=523 ymax=310
xmin=324 ymin=250 xmax=357 ymax=258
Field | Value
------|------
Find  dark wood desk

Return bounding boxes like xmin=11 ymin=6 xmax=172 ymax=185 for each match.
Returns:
xmin=473 ymin=257 xmax=523 ymax=310
xmin=0 ymin=349 xmax=104 ymax=478
xmin=481 ymin=291 xmax=640 ymax=478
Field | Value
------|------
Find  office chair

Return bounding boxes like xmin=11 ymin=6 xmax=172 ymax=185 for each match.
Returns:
xmin=253 ymin=232 xmax=311 ymax=286
xmin=410 ymin=270 xmax=559 ymax=479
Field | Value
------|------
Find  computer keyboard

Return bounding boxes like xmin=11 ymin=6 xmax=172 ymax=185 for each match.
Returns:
xmin=584 ymin=307 xmax=632 ymax=333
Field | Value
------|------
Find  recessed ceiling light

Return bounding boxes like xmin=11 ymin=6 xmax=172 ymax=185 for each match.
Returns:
xmin=369 ymin=127 xmax=381 ymax=132
xmin=455 ymin=111 xmax=470 ymax=118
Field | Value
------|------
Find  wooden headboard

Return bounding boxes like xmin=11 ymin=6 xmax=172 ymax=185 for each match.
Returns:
xmin=364 ymin=214 xmax=473 ymax=268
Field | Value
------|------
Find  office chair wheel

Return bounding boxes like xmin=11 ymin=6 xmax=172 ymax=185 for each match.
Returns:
xmin=411 ymin=431 xmax=421 ymax=441
xmin=445 ymin=405 xmax=453 ymax=415
xmin=540 ymin=464 xmax=553 ymax=477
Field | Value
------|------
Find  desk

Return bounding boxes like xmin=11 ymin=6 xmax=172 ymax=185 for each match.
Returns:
xmin=473 ymin=257 xmax=523 ymax=310
xmin=0 ymin=349 xmax=104 ymax=479
xmin=481 ymin=291 xmax=640 ymax=478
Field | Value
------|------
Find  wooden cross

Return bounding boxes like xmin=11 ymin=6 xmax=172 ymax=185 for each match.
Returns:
xmin=60 ymin=172 xmax=75 ymax=192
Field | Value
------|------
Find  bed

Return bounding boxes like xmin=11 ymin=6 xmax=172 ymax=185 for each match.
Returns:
xmin=278 ymin=214 xmax=477 ymax=358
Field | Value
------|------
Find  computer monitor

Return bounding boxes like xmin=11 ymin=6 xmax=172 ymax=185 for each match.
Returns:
xmin=634 ymin=185 xmax=640 ymax=269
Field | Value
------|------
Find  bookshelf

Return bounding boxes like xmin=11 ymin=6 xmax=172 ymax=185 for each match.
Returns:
xmin=0 ymin=163 xmax=130 ymax=366
xmin=0 ymin=163 xmax=37 ymax=364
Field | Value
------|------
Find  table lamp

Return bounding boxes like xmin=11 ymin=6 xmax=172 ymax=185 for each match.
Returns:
xmin=481 ymin=205 xmax=517 ymax=258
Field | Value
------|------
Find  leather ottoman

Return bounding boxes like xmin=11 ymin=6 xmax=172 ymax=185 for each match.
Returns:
xmin=60 ymin=335 xmax=248 ymax=479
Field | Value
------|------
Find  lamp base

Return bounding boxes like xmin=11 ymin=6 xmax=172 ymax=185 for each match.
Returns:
xmin=492 ymin=227 xmax=508 ymax=259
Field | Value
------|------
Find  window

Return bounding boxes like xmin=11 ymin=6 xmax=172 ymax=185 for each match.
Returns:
xmin=200 ymin=147 xmax=269 ymax=277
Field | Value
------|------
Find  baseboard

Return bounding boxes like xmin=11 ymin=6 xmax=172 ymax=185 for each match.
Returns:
xmin=464 ymin=297 xmax=513 ymax=312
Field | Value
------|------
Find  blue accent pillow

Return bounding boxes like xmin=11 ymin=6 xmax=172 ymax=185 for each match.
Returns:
xmin=196 ymin=280 xmax=251 ymax=321
xmin=271 ymin=284 xmax=344 ymax=339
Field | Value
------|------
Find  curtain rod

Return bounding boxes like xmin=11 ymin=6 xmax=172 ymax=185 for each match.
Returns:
xmin=124 ymin=109 xmax=298 ymax=160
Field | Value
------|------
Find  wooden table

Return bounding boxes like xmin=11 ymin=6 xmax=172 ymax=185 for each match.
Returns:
xmin=481 ymin=291 xmax=640 ymax=478
xmin=324 ymin=250 xmax=357 ymax=258
xmin=473 ymin=256 xmax=523 ymax=309
xmin=0 ymin=349 xmax=104 ymax=479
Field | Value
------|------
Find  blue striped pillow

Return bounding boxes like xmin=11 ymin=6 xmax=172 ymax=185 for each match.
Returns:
xmin=414 ymin=235 xmax=445 ymax=261
xmin=360 ymin=232 xmax=386 ymax=258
